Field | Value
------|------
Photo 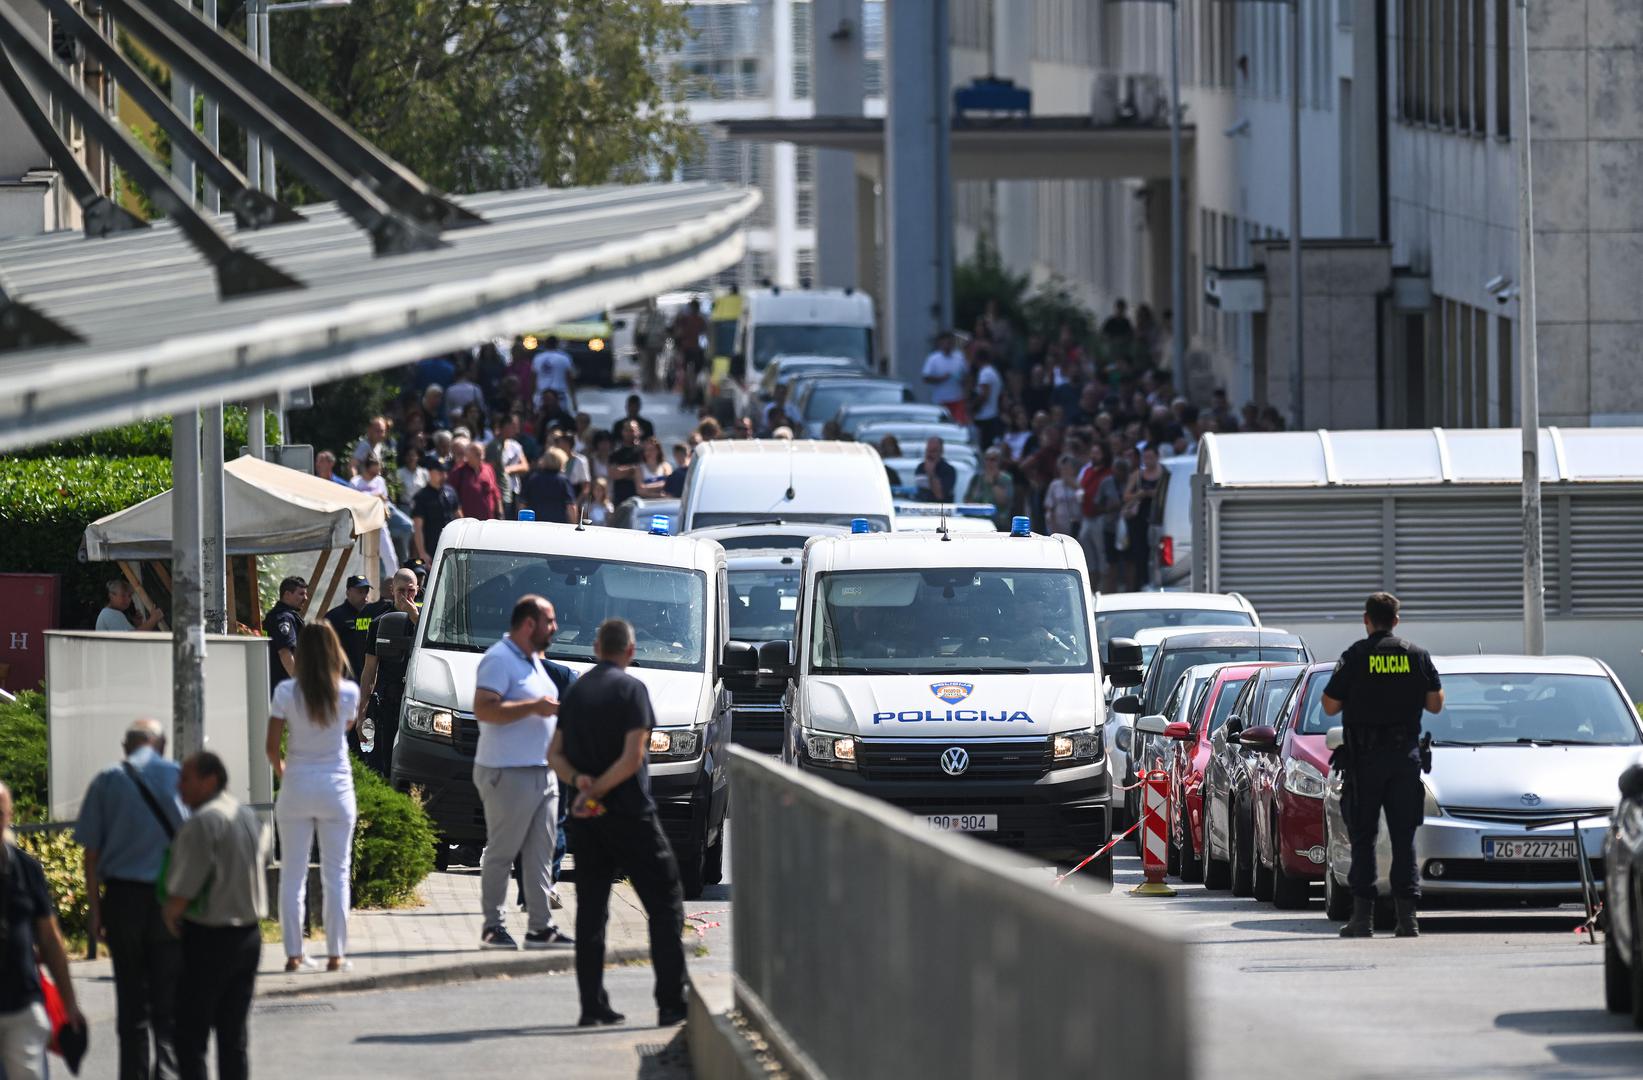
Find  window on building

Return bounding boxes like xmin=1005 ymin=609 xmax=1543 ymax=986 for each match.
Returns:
xmin=864 ymin=1 xmax=885 ymax=100
xmin=792 ymin=2 xmax=813 ymax=101
xmin=1495 ymin=0 xmax=1510 ymax=137
xmin=796 ymin=247 xmax=816 ymax=288
xmin=794 ymin=146 xmax=815 ymax=230
xmin=1471 ymin=0 xmax=1486 ymax=132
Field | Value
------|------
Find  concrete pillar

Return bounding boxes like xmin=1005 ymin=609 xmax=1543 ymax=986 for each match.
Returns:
xmin=813 ymin=0 xmax=864 ymax=287
xmin=171 ymin=411 xmax=205 ymax=755
xmin=885 ymin=0 xmax=953 ymax=386
xmin=201 ymin=404 xmax=227 ymax=634
xmin=773 ymin=142 xmax=799 ymax=285
xmin=247 ymin=398 xmax=266 ymax=458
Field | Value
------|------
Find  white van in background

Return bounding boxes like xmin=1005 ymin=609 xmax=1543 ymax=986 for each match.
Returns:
xmin=739 ymin=287 xmax=877 ymax=377
xmin=1152 ymin=454 xmax=1197 ymax=588
xmin=678 ymin=440 xmax=895 ymax=533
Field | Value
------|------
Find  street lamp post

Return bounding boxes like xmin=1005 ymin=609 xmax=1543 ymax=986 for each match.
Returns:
xmin=1515 ymin=0 xmax=1544 ymax=654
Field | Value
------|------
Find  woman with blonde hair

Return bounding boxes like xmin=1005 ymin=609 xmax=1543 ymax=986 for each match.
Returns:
xmin=266 ymin=622 xmax=359 ymax=972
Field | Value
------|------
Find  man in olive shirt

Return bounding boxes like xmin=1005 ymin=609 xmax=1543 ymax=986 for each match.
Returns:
xmin=163 ymin=753 xmax=270 ymax=1080
xmin=549 ymin=618 xmax=686 ymax=1028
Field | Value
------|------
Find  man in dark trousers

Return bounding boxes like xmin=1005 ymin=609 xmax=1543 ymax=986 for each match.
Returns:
xmin=1321 ymin=592 xmax=1444 ymax=939
xmin=356 ymin=568 xmax=422 ymax=777
xmin=550 ymin=618 xmax=687 ymax=1028
xmin=262 ymin=577 xmax=307 ymax=693
xmin=76 ymin=718 xmax=182 ymax=1080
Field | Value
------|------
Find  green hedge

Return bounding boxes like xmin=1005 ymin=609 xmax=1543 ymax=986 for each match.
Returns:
xmin=0 ymin=455 xmax=173 ymax=631
xmin=6 ymin=407 xmax=280 ymax=461
xmin=350 ymin=755 xmax=436 ymax=908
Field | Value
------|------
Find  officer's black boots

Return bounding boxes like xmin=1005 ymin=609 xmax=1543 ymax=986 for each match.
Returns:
xmin=1340 ymin=897 xmax=1374 ymax=938
xmin=1394 ymin=898 xmax=1419 ymax=938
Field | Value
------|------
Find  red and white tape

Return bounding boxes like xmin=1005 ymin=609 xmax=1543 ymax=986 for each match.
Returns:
xmin=1054 ymin=819 xmax=1142 ymax=886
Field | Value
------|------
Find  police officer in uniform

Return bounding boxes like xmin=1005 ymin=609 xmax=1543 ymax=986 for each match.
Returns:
xmin=263 ymin=576 xmax=308 ymax=692
xmin=326 ymin=575 xmax=392 ymax=757
xmin=357 ymin=569 xmax=422 ymax=776
xmin=1321 ymin=592 xmax=1444 ymax=938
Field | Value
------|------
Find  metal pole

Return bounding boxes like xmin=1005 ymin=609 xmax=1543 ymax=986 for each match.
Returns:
xmin=259 ymin=3 xmax=274 ymax=194
xmin=273 ymin=390 xmax=287 ymax=456
xmin=202 ymin=0 xmax=219 ymax=213
xmin=1168 ymin=0 xmax=1185 ymax=394
xmin=201 ymin=404 xmax=228 ymax=634
xmin=171 ymin=410 xmax=205 ymax=755
xmin=1288 ymin=0 xmax=1303 ymax=430
xmin=168 ymin=0 xmax=194 ymax=201
xmin=247 ymin=397 xmax=267 ymax=458
xmin=246 ymin=0 xmax=260 ymax=190
xmin=1516 ymin=0 xmax=1544 ymax=654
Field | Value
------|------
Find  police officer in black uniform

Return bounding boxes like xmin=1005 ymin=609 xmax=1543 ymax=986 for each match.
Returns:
xmin=263 ymin=576 xmax=308 ymax=693
xmin=1321 ymin=592 xmax=1445 ymax=938
xmin=357 ymin=569 xmax=422 ymax=776
xmin=327 ymin=575 xmax=392 ymax=757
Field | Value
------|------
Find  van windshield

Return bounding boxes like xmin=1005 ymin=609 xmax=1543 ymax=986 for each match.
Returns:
xmin=729 ymin=568 xmax=801 ymax=643
xmin=810 ymin=568 xmax=1093 ymax=675
xmin=754 ymin=325 xmax=872 ymax=368
xmin=423 ymin=550 xmax=706 ymax=672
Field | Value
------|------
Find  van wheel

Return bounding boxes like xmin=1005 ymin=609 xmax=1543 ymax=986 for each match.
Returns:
xmin=679 ymin=848 xmax=706 ymax=901
xmin=702 ymin=832 xmax=725 ymax=887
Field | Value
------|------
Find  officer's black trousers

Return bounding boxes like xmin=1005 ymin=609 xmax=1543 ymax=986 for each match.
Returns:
xmin=103 ymin=879 xmax=180 ymax=1080
xmin=368 ymin=692 xmax=401 ymax=778
xmin=1344 ymin=745 xmax=1424 ymax=900
xmin=567 ymin=812 xmax=687 ymax=1015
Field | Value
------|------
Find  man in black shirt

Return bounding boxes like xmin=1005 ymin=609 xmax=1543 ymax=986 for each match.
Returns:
xmin=609 ymin=394 xmax=655 ymax=440
xmin=410 ymin=458 xmax=461 ymax=566
xmin=549 ymin=618 xmax=686 ymax=1029
xmin=325 ymin=576 xmax=391 ymax=681
xmin=1321 ymin=592 xmax=1444 ymax=939
xmin=358 ymin=569 xmax=422 ymax=777
xmin=263 ymin=577 xmax=307 ymax=692
xmin=607 ymin=420 xmax=644 ymax=506
xmin=913 ymin=437 xmax=958 ymax=503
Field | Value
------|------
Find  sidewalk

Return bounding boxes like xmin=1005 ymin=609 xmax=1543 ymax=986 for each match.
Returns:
xmin=72 ymin=869 xmax=677 ymax=1022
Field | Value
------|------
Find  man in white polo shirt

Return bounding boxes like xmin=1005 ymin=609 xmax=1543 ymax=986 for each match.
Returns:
xmin=472 ymin=594 xmax=575 ymax=950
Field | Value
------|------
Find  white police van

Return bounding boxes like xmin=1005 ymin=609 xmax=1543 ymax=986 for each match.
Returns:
xmin=387 ymin=514 xmax=731 ymax=898
xmin=749 ymin=518 xmax=1139 ymax=880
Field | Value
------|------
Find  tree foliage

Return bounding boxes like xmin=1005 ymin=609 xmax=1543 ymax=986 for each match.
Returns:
xmin=270 ymin=0 xmax=700 ymax=197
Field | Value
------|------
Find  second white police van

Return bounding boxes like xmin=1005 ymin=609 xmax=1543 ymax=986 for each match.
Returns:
xmin=750 ymin=519 xmax=1139 ymax=881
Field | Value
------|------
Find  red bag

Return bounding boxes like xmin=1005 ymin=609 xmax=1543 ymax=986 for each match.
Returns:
xmin=39 ymin=965 xmax=67 ymax=1051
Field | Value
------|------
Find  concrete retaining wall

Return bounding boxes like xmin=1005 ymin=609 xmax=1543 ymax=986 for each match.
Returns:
xmin=729 ymin=748 xmax=1192 ymax=1079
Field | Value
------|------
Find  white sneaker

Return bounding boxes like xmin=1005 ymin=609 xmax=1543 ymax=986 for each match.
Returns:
xmin=284 ymin=956 xmax=321 ymax=974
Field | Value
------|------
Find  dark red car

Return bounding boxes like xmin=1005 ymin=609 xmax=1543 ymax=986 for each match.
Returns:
xmin=1244 ymin=661 xmax=1337 ymax=908
xmin=1163 ymin=663 xmax=1270 ymax=883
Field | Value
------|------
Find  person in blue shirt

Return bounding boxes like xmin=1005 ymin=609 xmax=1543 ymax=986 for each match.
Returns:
xmin=76 ymin=717 xmax=184 ymax=1080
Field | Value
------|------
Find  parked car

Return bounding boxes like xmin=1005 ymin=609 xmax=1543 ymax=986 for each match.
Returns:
xmin=1200 ymin=663 xmax=1307 ymax=895
xmin=1321 ymin=655 xmax=1639 ymax=919
xmin=1603 ymin=763 xmax=1643 ymax=1027
xmin=1094 ymin=590 xmax=1261 ymax=682
xmin=1243 ymin=661 xmax=1338 ymax=907
xmin=611 ymin=496 xmax=680 ymax=532
xmin=757 ymin=354 xmax=867 ymax=400
xmin=1150 ymin=454 xmax=1198 ymax=588
xmin=1143 ymin=663 xmax=1226 ymax=873
xmin=852 ymin=420 xmax=977 ymax=452
xmin=834 ymin=402 xmax=951 ymax=439
xmin=792 ymin=376 xmax=913 ymax=438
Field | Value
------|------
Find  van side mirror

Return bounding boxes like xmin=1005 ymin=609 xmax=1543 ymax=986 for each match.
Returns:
xmin=721 ymin=640 xmax=757 ymax=675
xmin=372 ymin=610 xmax=414 ymax=660
xmin=756 ymin=640 xmax=794 ymax=687
xmin=1326 ymin=726 xmax=1346 ymax=751
xmin=1106 ymin=638 xmax=1144 ymax=688
xmin=1112 ymin=694 xmax=1141 ymax=715
xmin=1621 ymin=764 xmax=1643 ymax=801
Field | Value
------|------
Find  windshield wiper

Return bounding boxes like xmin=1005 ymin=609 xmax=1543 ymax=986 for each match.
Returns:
xmin=1428 ymin=739 xmax=1490 ymax=747
xmin=1512 ymin=737 xmax=1600 ymax=746
xmin=918 ymin=666 xmax=1034 ymax=675
xmin=816 ymin=666 xmax=918 ymax=676
xmin=422 ymin=640 xmax=485 ymax=654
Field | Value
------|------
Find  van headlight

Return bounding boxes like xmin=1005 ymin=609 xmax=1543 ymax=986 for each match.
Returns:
xmin=1283 ymin=758 xmax=1326 ymax=799
xmin=648 ymin=729 xmax=700 ymax=758
xmin=804 ymin=732 xmax=858 ymax=769
xmin=1052 ymin=730 xmax=1103 ymax=763
xmin=403 ymin=701 xmax=453 ymax=740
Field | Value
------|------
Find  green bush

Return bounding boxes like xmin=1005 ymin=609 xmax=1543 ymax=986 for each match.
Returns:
xmin=0 ymin=690 xmax=48 ymax=822
xmin=350 ymin=755 xmax=435 ymax=908
xmin=18 ymin=829 xmax=89 ymax=941
xmin=6 ymin=407 xmax=280 ymax=461
xmin=0 ymin=455 xmax=173 ymax=630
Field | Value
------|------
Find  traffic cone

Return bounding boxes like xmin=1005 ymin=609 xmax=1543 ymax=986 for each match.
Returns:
xmin=1131 ymin=769 xmax=1177 ymax=897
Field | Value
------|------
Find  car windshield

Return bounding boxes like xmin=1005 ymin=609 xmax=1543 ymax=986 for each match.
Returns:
xmin=1095 ymin=608 xmax=1255 ymax=654
xmin=422 ymin=550 xmax=706 ymax=671
xmin=804 ymin=382 xmax=903 ymax=420
xmin=810 ymin=568 xmax=1093 ymax=675
xmin=729 ymin=568 xmax=801 ymax=643
xmin=754 ymin=325 xmax=872 ymax=368
xmin=1201 ymin=678 xmax=1250 ymax=734
xmin=1424 ymin=673 xmax=1641 ymax=746
xmin=1148 ymin=646 xmax=1307 ymax=711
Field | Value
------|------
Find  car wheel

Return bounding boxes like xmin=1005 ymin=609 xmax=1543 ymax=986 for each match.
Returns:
xmin=1270 ymin=825 xmax=1310 ymax=910
xmin=1230 ymin=807 xmax=1254 ymax=898
xmin=1252 ymin=833 xmax=1275 ymax=902
xmin=1323 ymin=819 xmax=1352 ymax=921
xmin=1630 ymin=892 xmax=1643 ymax=1031
xmin=1203 ymin=797 xmax=1231 ymax=890
xmin=1606 ymin=916 xmax=1633 ymax=1014
xmin=1179 ymin=802 xmax=1204 ymax=884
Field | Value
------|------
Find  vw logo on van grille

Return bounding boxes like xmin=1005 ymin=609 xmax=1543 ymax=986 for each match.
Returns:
xmin=940 ymin=747 xmax=970 ymax=777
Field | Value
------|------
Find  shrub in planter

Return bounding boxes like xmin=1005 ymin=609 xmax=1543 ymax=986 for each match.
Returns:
xmin=349 ymin=755 xmax=436 ymax=908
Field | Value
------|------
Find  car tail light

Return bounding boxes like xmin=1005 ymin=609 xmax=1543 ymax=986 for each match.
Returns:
xmin=1159 ymin=535 xmax=1175 ymax=568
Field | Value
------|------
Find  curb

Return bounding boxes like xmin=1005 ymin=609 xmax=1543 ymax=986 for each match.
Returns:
xmin=259 ymin=946 xmax=653 ymax=1000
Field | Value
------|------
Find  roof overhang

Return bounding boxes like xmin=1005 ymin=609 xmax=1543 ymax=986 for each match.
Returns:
xmin=0 ymin=181 xmax=758 ymax=450
xmin=715 ymin=115 xmax=1193 ymax=182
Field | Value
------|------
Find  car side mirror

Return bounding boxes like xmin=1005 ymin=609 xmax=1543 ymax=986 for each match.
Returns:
xmin=1134 ymin=714 xmax=1168 ymax=736
xmin=756 ymin=639 xmax=794 ymax=687
xmin=721 ymin=640 xmax=757 ymax=675
xmin=372 ymin=610 xmax=414 ymax=660
xmin=1620 ymin=763 xmax=1643 ymax=801
xmin=1163 ymin=720 xmax=1192 ymax=741
xmin=1112 ymin=694 xmax=1142 ymax=716
xmin=1240 ymin=725 xmax=1279 ymax=752
xmin=1326 ymin=726 xmax=1346 ymax=751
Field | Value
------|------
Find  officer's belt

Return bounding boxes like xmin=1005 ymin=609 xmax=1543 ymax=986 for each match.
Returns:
xmin=1346 ymin=725 xmax=1420 ymax=750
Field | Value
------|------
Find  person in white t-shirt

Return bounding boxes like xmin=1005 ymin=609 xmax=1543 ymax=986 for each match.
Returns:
xmin=921 ymin=331 xmax=968 ymax=422
xmin=532 ymin=337 xmax=578 ymax=411
xmin=970 ymin=347 xmax=1004 ymax=450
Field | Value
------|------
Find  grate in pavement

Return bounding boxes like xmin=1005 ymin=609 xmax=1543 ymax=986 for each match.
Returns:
xmin=253 ymin=1002 xmax=339 ymax=1015
xmin=1240 ymin=962 xmax=1375 ymax=974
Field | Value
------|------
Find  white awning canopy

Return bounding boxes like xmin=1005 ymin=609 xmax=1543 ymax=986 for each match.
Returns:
xmin=0 ymin=181 xmax=758 ymax=450
xmin=84 ymin=455 xmax=385 ymax=560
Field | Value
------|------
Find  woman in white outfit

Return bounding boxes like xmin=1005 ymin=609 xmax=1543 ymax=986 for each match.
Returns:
xmin=266 ymin=622 xmax=359 ymax=972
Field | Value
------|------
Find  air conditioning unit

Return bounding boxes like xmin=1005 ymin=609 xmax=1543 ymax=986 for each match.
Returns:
xmin=1091 ymin=73 xmax=1120 ymax=125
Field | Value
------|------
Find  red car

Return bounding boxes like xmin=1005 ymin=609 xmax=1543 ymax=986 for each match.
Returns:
xmin=1163 ymin=663 xmax=1271 ymax=883
xmin=1245 ymin=661 xmax=1337 ymax=908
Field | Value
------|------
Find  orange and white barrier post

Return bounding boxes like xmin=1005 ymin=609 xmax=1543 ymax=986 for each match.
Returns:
xmin=1130 ymin=769 xmax=1177 ymax=897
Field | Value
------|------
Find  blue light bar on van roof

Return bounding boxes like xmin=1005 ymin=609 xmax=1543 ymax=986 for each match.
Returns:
xmin=518 ymin=509 xmax=536 ymax=522
xmin=892 ymin=502 xmax=997 ymax=518
xmin=1011 ymin=516 xmax=1032 ymax=536
xmin=851 ymin=518 xmax=870 ymax=534
xmin=650 ymin=515 xmax=671 ymax=535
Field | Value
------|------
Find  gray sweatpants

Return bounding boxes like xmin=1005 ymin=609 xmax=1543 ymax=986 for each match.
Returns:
xmin=474 ymin=764 xmax=558 ymax=934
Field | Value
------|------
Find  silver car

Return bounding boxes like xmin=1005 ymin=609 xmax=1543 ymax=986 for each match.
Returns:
xmin=1322 ymin=654 xmax=1641 ymax=917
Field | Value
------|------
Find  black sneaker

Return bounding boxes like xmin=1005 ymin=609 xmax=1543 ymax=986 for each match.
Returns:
xmin=524 ymin=926 xmax=575 ymax=950
xmin=479 ymin=925 xmax=518 ymax=950
xmin=578 ymin=1006 xmax=625 ymax=1027
xmin=657 ymin=1004 xmax=688 ymax=1027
